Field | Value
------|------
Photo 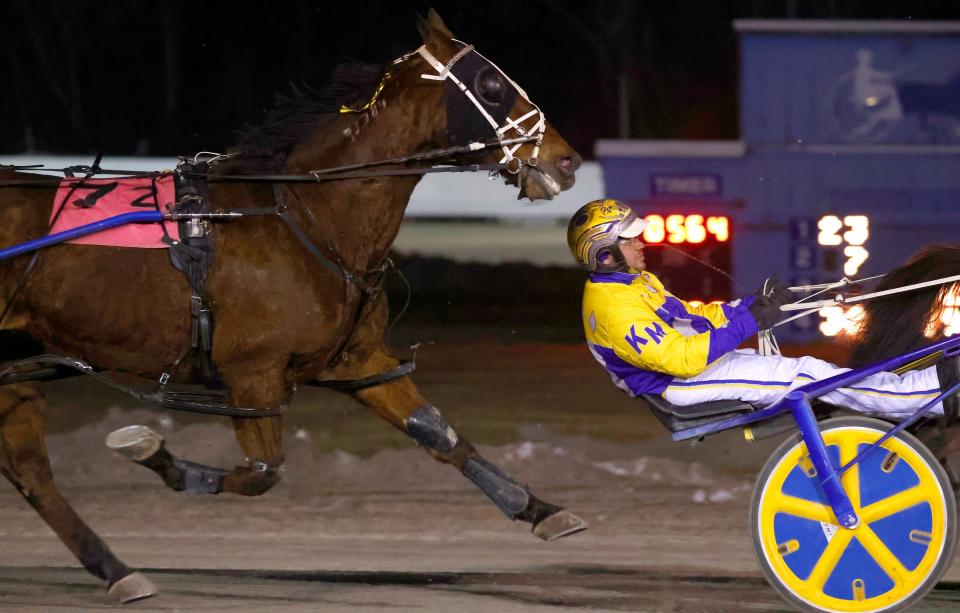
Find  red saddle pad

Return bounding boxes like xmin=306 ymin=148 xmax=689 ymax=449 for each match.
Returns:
xmin=49 ymin=175 xmax=180 ymax=248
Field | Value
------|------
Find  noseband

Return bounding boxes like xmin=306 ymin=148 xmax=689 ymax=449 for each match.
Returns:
xmin=416 ymin=42 xmax=546 ymax=173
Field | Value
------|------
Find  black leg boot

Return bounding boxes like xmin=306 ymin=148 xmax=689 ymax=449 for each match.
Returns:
xmin=919 ymin=356 xmax=960 ymax=502
xmin=406 ymin=405 xmax=588 ymax=541
xmin=937 ymin=356 xmax=960 ymax=425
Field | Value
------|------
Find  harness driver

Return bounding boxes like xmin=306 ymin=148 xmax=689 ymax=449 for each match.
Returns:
xmin=567 ymin=199 xmax=960 ymax=420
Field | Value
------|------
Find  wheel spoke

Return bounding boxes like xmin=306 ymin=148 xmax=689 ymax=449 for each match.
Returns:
xmin=856 ymin=525 xmax=909 ymax=587
xmin=861 ymin=485 xmax=927 ymax=524
xmin=838 ymin=438 xmax=862 ymax=511
xmin=805 ymin=529 xmax=854 ymax=591
xmin=774 ymin=495 xmax=835 ymax=523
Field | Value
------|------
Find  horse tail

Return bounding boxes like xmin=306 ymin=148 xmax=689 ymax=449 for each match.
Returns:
xmin=849 ymin=244 xmax=960 ymax=367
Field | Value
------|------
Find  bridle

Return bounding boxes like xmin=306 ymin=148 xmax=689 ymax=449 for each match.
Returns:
xmin=328 ymin=38 xmax=548 ymax=176
xmin=415 ymin=41 xmax=547 ymax=174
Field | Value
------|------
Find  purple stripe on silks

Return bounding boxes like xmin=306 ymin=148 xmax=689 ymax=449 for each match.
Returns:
xmin=705 ymin=310 xmax=759 ymax=365
xmin=794 ymin=371 xmax=939 ymax=397
xmin=657 ymin=296 xmax=715 ymax=333
xmin=589 ymin=271 xmax=639 ymax=285
xmin=845 ymin=385 xmax=941 ymax=397
xmin=589 ymin=343 xmax=673 ymax=395
xmin=668 ymin=378 xmax=793 ymax=388
xmin=721 ymin=295 xmax=755 ymax=319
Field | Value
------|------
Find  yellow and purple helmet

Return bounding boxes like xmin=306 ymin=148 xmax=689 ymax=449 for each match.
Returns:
xmin=567 ymin=199 xmax=647 ymax=272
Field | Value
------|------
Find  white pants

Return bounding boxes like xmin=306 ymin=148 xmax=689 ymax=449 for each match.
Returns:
xmin=662 ymin=350 xmax=943 ymax=420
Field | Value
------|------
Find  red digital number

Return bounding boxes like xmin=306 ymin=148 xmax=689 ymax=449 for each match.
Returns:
xmin=642 ymin=214 xmax=729 ymax=244
xmin=642 ymin=215 xmax=666 ymax=243
xmin=706 ymin=217 xmax=729 ymax=242
xmin=666 ymin=215 xmax=686 ymax=243
xmin=685 ymin=215 xmax=706 ymax=243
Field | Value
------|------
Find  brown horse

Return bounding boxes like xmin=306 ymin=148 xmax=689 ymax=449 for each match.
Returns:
xmin=0 ymin=11 xmax=584 ymax=603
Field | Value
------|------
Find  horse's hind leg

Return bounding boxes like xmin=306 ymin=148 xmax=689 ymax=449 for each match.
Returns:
xmin=0 ymin=383 xmax=157 ymax=603
xmin=348 ymin=358 xmax=587 ymax=541
xmin=222 ymin=415 xmax=284 ymax=495
xmin=107 ymin=365 xmax=285 ymax=497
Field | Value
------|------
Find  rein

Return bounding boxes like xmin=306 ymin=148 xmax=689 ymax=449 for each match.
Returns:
xmin=0 ymin=134 xmax=538 ymax=188
xmin=772 ymin=273 xmax=960 ymax=330
xmin=754 ymin=272 xmax=960 ymax=357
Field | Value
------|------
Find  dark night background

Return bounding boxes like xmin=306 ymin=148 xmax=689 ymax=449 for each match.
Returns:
xmin=4 ymin=1 xmax=960 ymax=160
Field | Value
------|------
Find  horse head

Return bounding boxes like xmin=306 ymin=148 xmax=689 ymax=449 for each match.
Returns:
xmin=415 ymin=10 xmax=581 ymax=201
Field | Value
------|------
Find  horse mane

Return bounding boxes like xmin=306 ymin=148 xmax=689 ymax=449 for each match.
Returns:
xmin=848 ymin=244 xmax=960 ymax=367
xmin=228 ymin=61 xmax=386 ymax=171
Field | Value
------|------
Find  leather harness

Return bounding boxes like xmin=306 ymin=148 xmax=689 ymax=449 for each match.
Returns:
xmin=156 ymin=161 xmax=410 ymax=398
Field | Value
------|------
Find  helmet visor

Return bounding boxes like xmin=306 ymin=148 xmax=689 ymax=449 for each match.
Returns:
xmin=618 ymin=216 xmax=648 ymax=240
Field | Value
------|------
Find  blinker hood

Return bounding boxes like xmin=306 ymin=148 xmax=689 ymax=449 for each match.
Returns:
xmin=444 ymin=50 xmax=520 ymax=149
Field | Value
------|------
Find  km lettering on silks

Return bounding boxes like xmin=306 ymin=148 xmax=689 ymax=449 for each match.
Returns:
xmin=624 ymin=321 xmax=667 ymax=354
xmin=624 ymin=325 xmax=648 ymax=354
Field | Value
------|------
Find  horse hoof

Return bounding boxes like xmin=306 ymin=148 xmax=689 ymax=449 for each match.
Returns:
xmin=532 ymin=509 xmax=588 ymax=541
xmin=107 ymin=572 xmax=158 ymax=604
xmin=106 ymin=425 xmax=164 ymax=462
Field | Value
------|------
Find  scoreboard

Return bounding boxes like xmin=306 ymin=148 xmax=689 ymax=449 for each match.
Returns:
xmin=790 ymin=215 xmax=871 ymax=337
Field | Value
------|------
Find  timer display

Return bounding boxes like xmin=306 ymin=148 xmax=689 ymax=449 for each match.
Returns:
xmin=641 ymin=214 xmax=730 ymax=245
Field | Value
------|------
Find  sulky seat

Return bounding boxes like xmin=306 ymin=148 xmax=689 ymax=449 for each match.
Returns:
xmin=641 ymin=393 xmax=756 ymax=433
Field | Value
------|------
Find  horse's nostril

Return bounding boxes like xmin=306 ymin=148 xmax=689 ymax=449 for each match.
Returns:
xmin=557 ymin=155 xmax=581 ymax=176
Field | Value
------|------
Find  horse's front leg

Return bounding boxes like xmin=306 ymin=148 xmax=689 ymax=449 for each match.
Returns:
xmin=107 ymin=364 xmax=285 ymax=497
xmin=349 ymin=355 xmax=587 ymax=541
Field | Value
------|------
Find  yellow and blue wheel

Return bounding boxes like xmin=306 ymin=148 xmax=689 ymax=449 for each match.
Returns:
xmin=751 ymin=417 xmax=957 ymax=612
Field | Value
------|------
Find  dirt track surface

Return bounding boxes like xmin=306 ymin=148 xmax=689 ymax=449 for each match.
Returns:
xmin=1 ymin=330 xmax=958 ymax=611
xmin=2 ymin=566 xmax=957 ymax=612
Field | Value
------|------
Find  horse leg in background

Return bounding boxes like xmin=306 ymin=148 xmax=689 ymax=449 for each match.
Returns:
xmin=106 ymin=365 xmax=285 ymax=497
xmin=0 ymin=383 xmax=157 ymax=603
xmin=347 ymin=355 xmax=587 ymax=541
xmin=910 ymin=358 xmax=960 ymax=501
xmin=910 ymin=418 xmax=960 ymax=504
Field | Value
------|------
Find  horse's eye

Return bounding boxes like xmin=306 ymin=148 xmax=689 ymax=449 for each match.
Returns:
xmin=475 ymin=69 xmax=506 ymax=106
